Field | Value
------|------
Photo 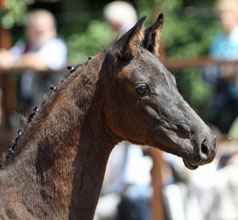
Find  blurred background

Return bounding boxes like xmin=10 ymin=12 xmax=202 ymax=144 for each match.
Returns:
xmin=0 ymin=0 xmax=234 ymax=125
xmin=0 ymin=0 xmax=238 ymax=220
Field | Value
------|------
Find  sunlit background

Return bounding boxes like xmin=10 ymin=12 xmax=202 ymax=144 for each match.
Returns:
xmin=0 ymin=0 xmax=238 ymax=220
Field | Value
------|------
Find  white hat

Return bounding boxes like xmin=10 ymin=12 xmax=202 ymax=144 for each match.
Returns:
xmin=215 ymin=0 xmax=238 ymax=13
xmin=104 ymin=1 xmax=137 ymax=25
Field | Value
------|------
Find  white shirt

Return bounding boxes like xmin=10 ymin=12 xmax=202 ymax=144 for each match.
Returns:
xmin=10 ymin=38 xmax=67 ymax=70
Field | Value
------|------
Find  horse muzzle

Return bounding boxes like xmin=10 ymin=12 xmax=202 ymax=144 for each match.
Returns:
xmin=183 ymin=133 xmax=217 ymax=170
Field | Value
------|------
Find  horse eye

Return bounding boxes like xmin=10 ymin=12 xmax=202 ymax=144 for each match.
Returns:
xmin=135 ymin=84 xmax=149 ymax=95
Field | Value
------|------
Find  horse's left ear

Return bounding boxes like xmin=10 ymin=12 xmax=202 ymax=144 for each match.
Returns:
xmin=115 ymin=16 xmax=146 ymax=59
xmin=142 ymin=13 xmax=163 ymax=56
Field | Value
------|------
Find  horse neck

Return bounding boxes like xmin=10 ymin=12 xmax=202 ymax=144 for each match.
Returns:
xmin=2 ymin=54 xmax=118 ymax=219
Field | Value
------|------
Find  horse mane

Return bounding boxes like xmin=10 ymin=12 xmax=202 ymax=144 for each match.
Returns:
xmin=0 ymin=59 xmax=90 ymax=169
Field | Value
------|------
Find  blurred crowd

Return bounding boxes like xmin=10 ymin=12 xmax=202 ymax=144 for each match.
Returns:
xmin=0 ymin=9 xmax=67 ymax=116
xmin=164 ymin=1 xmax=238 ymax=220
xmin=203 ymin=0 xmax=238 ymax=136
xmin=0 ymin=0 xmax=238 ymax=220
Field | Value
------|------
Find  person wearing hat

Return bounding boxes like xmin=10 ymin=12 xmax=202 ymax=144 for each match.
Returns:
xmin=103 ymin=1 xmax=137 ymax=36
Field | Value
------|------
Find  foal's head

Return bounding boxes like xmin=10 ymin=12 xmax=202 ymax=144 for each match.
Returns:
xmin=103 ymin=14 xmax=216 ymax=169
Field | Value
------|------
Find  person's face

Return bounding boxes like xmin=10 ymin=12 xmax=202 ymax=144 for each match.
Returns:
xmin=109 ymin=21 xmax=123 ymax=33
xmin=219 ymin=9 xmax=238 ymax=33
xmin=26 ymin=15 xmax=54 ymax=48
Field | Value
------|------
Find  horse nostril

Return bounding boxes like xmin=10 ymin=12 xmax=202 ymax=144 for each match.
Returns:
xmin=200 ymin=139 xmax=210 ymax=160
xmin=201 ymin=142 xmax=209 ymax=155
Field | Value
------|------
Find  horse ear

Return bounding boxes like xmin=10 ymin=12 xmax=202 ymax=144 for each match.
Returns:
xmin=115 ymin=16 xmax=146 ymax=59
xmin=142 ymin=13 xmax=163 ymax=56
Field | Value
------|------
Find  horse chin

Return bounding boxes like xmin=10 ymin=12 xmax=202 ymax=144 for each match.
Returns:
xmin=183 ymin=159 xmax=199 ymax=170
xmin=151 ymin=140 xmax=199 ymax=170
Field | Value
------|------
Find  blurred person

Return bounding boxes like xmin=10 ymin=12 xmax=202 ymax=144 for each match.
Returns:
xmin=0 ymin=9 xmax=67 ymax=115
xmin=94 ymin=2 xmax=153 ymax=220
xmin=95 ymin=143 xmax=153 ymax=220
xmin=186 ymin=151 xmax=238 ymax=220
xmin=103 ymin=1 xmax=137 ymax=36
xmin=203 ymin=0 xmax=238 ymax=134
xmin=186 ymin=2 xmax=238 ymax=217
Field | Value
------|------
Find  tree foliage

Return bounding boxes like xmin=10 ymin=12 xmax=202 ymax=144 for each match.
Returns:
xmin=135 ymin=0 xmax=220 ymax=120
xmin=0 ymin=0 xmax=35 ymax=29
xmin=1 ymin=0 xmax=220 ymax=120
xmin=64 ymin=20 xmax=115 ymax=65
xmin=64 ymin=0 xmax=220 ymax=120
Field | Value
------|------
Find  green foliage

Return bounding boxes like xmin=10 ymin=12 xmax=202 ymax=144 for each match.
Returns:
xmin=0 ymin=0 xmax=35 ymax=29
xmin=163 ymin=15 xmax=220 ymax=58
xmin=64 ymin=20 xmax=115 ymax=65
xmin=135 ymin=0 xmax=154 ymax=23
xmin=175 ymin=69 xmax=214 ymax=120
xmin=229 ymin=118 xmax=238 ymax=139
xmin=159 ymin=1 xmax=220 ymax=121
xmin=0 ymin=0 xmax=221 ymax=122
xmin=62 ymin=0 xmax=220 ymax=121
xmin=135 ymin=0 xmax=221 ymax=121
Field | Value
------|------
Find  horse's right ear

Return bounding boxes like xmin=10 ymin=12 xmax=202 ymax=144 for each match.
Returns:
xmin=142 ymin=13 xmax=163 ymax=57
xmin=113 ymin=16 xmax=146 ymax=59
